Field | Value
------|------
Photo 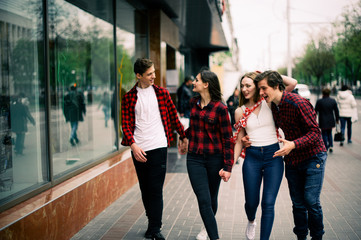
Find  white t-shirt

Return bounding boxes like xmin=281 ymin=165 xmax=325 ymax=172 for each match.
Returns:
xmin=242 ymin=100 xmax=278 ymax=147
xmin=133 ymin=86 xmax=167 ymax=151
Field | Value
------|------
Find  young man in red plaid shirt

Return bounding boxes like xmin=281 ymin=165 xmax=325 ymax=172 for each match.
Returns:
xmin=255 ymin=71 xmax=327 ymax=240
xmin=121 ymin=58 xmax=187 ymax=240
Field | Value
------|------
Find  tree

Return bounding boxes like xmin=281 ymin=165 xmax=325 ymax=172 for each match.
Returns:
xmin=295 ymin=36 xmax=335 ymax=90
xmin=333 ymin=0 xmax=361 ymax=86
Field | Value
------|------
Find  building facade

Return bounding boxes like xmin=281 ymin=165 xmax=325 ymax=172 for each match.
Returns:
xmin=0 ymin=0 xmax=239 ymax=238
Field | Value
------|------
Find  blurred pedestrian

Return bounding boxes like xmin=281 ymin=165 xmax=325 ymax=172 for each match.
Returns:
xmin=63 ymin=83 xmax=86 ymax=146
xmin=121 ymin=58 xmax=187 ymax=240
xmin=234 ymin=71 xmax=297 ymax=240
xmin=98 ymin=91 xmax=111 ymax=127
xmin=10 ymin=93 xmax=35 ymax=155
xmin=226 ymin=88 xmax=239 ymax=128
xmin=177 ymin=75 xmax=194 ymax=118
xmin=336 ymin=85 xmax=357 ymax=146
xmin=315 ymin=88 xmax=339 ymax=153
xmin=255 ymin=70 xmax=327 ymax=240
xmin=186 ymin=68 xmax=234 ymax=240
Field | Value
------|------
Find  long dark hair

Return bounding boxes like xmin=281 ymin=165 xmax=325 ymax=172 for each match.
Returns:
xmin=199 ymin=69 xmax=222 ymax=102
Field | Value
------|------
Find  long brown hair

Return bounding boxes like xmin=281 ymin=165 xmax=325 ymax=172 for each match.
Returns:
xmin=238 ymin=72 xmax=260 ymax=107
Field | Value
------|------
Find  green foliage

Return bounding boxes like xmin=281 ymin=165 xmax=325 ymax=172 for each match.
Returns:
xmin=333 ymin=0 xmax=361 ymax=85
xmin=290 ymin=0 xmax=361 ymax=88
xmin=296 ymin=38 xmax=335 ymax=87
xmin=211 ymin=51 xmax=232 ymax=66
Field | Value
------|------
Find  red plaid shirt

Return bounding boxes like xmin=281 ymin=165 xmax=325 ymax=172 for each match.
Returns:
xmin=271 ymin=91 xmax=326 ymax=166
xmin=186 ymin=97 xmax=234 ymax=172
xmin=121 ymin=83 xmax=186 ymax=147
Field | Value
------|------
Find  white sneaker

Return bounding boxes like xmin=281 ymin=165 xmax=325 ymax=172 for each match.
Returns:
xmin=196 ymin=227 xmax=208 ymax=240
xmin=245 ymin=221 xmax=256 ymax=240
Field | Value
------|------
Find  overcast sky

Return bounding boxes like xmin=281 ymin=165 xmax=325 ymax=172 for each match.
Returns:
xmin=228 ymin=0 xmax=359 ymax=73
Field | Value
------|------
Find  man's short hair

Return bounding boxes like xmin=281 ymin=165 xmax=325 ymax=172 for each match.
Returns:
xmin=134 ymin=58 xmax=153 ymax=75
xmin=322 ymin=88 xmax=331 ymax=96
xmin=184 ymin=75 xmax=194 ymax=83
xmin=254 ymin=70 xmax=285 ymax=91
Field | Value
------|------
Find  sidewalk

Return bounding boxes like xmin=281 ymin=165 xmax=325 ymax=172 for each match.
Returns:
xmin=72 ymin=133 xmax=361 ymax=240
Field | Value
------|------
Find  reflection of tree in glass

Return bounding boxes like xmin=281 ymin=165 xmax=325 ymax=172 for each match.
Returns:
xmin=11 ymin=40 xmax=38 ymax=87
xmin=26 ymin=0 xmax=136 ymax=95
xmin=117 ymin=46 xmax=135 ymax=92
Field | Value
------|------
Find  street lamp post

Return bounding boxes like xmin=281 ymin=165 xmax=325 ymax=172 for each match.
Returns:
xmin=287 ymin=0 xmax=292 ymax=77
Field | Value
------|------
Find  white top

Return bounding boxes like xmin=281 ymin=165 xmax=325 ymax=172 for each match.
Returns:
xmin=133 ymin=86 xmax=167 ymax=151
xmin=337 ymin=90 xmax=357 ymax=117
xmin=242 ymin=100 xmax=278 ymax=147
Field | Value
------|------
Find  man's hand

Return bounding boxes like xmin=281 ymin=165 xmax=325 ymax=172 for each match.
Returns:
xmin=219 ymin=169 xmax=231 ymax=182
xmin=131 ymin=143 xmax=147 ymax=162
xmin=241 ymin=135 xmax=252 ymax=148
xmin=273 ymin=138 xmax=295 ymax=157
xmin=178 ymin=138 xmax=188 ymax=155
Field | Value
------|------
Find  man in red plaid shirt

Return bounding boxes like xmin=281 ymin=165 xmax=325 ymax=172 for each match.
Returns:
xmin=255 ymin=70 xmax=327 ymax=240
xmin=121 ymin=58 xmax=187 ymax=240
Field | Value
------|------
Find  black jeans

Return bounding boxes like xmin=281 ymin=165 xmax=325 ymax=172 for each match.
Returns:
xmin=187 ymin=152 xmax=223 ymax=240
xmin=132 ymin=147 xmax=167 ymax=233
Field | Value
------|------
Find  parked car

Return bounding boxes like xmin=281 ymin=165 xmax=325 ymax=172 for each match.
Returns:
xmin=294 ymin=84 xmax=311 ymax=100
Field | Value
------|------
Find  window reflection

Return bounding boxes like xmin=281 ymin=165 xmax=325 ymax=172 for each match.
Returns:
xmin=0 ymin=0 xmax=47 ymax=202
xmin=115 ymin=7 xmax=148 ymax=145
xmin=0 ymin=0 xmax=147 ymax=208
xmin=49 ymin=0 xmax=117 ymax=178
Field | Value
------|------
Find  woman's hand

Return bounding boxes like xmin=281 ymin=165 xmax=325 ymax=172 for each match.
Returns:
xmin=178 ymin=138 xmax=188 ymax=155
xmin=219 ymin=169 xmax=231 ymax=182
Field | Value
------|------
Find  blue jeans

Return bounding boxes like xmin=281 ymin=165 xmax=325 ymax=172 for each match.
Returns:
xmin=321 ymin=129 xmax=333 ymax=150
xmin=243 ymin=143 xmax=284 ymax=240
xmin=340 ymin=117 xmax=352 ymax=142
xmin=285 ymin=152 xmax=327 ymax=239
xmin=70 ymin=121 xmax=78 ymax=141
xmin=14 ymin=132 xmax=25 ymax=154
xmin=102 ymin=106 xmax=110 ymax=127
xmin=132 ymin=147 xmax=167 ymax=234
xmin=187 ymin=153 xmax=223 ymax=240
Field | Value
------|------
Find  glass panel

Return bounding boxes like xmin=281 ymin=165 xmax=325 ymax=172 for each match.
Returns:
xmin=115 ymin=3 xmax=147 ymax=146
xmin=0 ymin=0 xmax=47 ymax=203
xmin=49 ymin=0 xmax=116 ymax=178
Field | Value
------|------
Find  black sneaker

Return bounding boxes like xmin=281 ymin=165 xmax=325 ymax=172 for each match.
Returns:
xmin=340 ymin=142 xmax=344 ymax=146
xmin=151 ymin=232 xmax=165 ymax=240
xmin=329 ymin=147 xmax=333 ymax=153
xmin=144 ymin=231 xmax=152 ymax=239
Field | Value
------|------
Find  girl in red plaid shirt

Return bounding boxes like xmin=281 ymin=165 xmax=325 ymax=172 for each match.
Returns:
xmin=184 ymin=69 xmax=233 ymax=240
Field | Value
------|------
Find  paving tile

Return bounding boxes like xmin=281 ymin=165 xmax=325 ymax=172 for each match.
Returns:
xmin=72 ymin=122 xmax=361 ymax=240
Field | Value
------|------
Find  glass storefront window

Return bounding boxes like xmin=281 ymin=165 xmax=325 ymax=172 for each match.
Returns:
xmin=0 ymin=0 xmax=47 ymax=204
xmin=49 ymin=0 xmax=117 ymax=178
xmin=115 ymin=3 xmax=148 ymax=146
xmin=0 ymin=0 xmax=148 ymax=210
